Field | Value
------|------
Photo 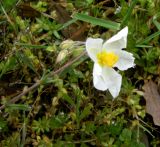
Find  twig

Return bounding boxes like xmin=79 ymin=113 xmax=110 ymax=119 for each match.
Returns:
xmin=66 ymin=138 xmax=96 ymax=144
xmin=0 ymin=51 xmax=87 ymax=111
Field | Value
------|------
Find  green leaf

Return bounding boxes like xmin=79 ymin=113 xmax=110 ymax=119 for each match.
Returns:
xmin=0 ymin=56 xmax=17 ymax=78
xmin=0 ymin=117 xmax=8 ymax=132
xmin=79 ymin=103 xmax=93 ymax=121
xmin=73 ymin=13 xmax=120 ymax=30
xmin=16 ymin=51 xmax=37 ymax=73
xmin=137 ymin=30 xmax=160 ymax=45
xmin=58 ymin=19 xmax=77 ymax=31
xmin=16 ymin=43 xmax=48 ymax=49
xmin=80 ymin=143 xmax=89 ymax=147
xmin=153 ymin=13 xmax=160 ymax=30
xmin=62 ymin=93 xmax=75 ymax=106
xmin=153 ymin=19 xmax=160 ymax=30
xmin=50 ymin=115 xmax=69 ymax=129
xmin=131 ymin=141 xmax=145 ymax=147
xmin=1 ymin=0 xmax=18 ymax=11
xmin=6 ymin=104 xmax=31 ymax=111
xmin=32 ymin=117 xmax=50 ymax=133
xmin=121 ymin=0 xmax=138 ymax=27
xmin=119 ymin=128 xmax=132 ymax=142
xmin=109 ymin=123 xmax=123 ymax=136
xmin=84 ymin=122 xmax=96 ymax=134
xmin=135 ymin=45 xmax=153 ymax=48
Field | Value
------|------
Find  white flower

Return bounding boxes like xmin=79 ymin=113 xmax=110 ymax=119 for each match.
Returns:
xmin=85 ymin=27 xmax=135 ymax=98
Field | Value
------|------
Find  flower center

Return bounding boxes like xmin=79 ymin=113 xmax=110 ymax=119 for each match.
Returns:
xmin=97 ymin=51 xmax=119 ymax=67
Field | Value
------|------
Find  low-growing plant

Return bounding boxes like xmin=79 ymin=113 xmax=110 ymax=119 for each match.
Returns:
xmin=0 ymin=0 xmax=160 ymax=146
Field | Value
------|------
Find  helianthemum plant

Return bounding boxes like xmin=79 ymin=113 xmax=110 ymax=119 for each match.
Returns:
xmin=86 ymin=27 xmax=135 ymax=98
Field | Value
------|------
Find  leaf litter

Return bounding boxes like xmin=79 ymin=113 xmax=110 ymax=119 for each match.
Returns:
xmin=143 ymin=80 xmax=160 ymax=126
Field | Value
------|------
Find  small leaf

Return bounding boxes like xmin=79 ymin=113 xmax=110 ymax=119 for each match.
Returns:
xmin=0 ymin=56 xmax=17 ymax=78
xmin=153 ymin=14 xmax=160 ymax=30
xmin=79 ymin=103 xmax=93 ymax=121
xmin=109 ymin=123 xmax=123 ymax=136
xmin=16 ymin=51 xmax=37 ymax=73
xmin=50 ymin=115 xmax=68 ymax=129
xmin=119 ymin=128 xmax=132 ymax=142
xmin=6 ymin=104 xmax=31 ymax=111
xmin=131 ymin=141 xmax=145 ymax=147
xmin=84 ymin=122 xmax=96 ymax=134
xmin=143 ymin=80 xmax=160 ymax=126
xmin=62 ymin=93 xmax=75 ymax=106
xmin=0 ymin=117 xmax=8 ymax=132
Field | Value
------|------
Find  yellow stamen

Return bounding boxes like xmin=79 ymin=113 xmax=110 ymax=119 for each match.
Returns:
xmin=97 ymin=51 xmax=119 ymax=67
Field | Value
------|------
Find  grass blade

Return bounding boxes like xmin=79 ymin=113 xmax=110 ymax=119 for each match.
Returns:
xmin=121 ymin=0 xmax=138 ymax=27
xmin=136 ymin=30 xmax=160 ymax=45
xmin=153 ymin=15 xmax=160 ymax=30
xmin=58 ymin=19 xmax=77 ymax=31
xmin=1 ymin=0 xmax=18 ymax=11
xmin=6 ymin=104 xmax=31 ymax=111
xmin=73 ymin=13 xmax=120 ymax=30
xmin=135 ymin=45 xmax=153 ymax=48
xmin=16 ymin=43 xmax=48 ymax=49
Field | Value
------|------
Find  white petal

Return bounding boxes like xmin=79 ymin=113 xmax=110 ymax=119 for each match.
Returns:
xmin=102 ymin=67 xmax=122 ymax=98
xmin=93 ymin=63 xmax=122 ymax=98
xmin=93 ymin=63 xmax=108 ymax=91
xmin=102 ymin=27 xmax=128 ymax=51
xmin=114 ymin=50 xmax=135 ymax=70
xmin=86 ymin=38 xmax=103 ymax=62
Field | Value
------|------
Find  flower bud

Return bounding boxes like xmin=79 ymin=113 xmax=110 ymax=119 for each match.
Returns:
xmin=56 ymin=50 xmax=69 ymax=63
xmin=60 ymin=39 xmax=74 ymax=50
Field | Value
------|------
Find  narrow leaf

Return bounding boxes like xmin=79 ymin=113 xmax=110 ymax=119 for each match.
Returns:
xmin=73 ymin=13 xmax=120 ymax=30
xmin=153 ymin=19 xmax=160 ymax=30
xmin=62 ymin=94 xmax=75 ymax=106
xmin=0 ymin=56 xmax=17 ymax=78
xmin=135 ymin=45 xmax=152 ymax=48
xmin=153 ymin=13 xmax=160 ymax=30
xmin=137 ymin=30 xmax=160 ymax=45
xmin=79 ymin=103 xmax=93 ymax=121
xmin=58 ymin=19 xmax=77 ymax=31
xmin=6 ymin=104 xmax=31 ymax=111
xmin=1 ymin=0 xmax=18 ymax=11
xmin=121 ymin=0 xmax=138 ymax=27
xmin=16 ymin=43 xmax=48 ymax=49
xmin=16 ymin=51 xmax=36 ymax=73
